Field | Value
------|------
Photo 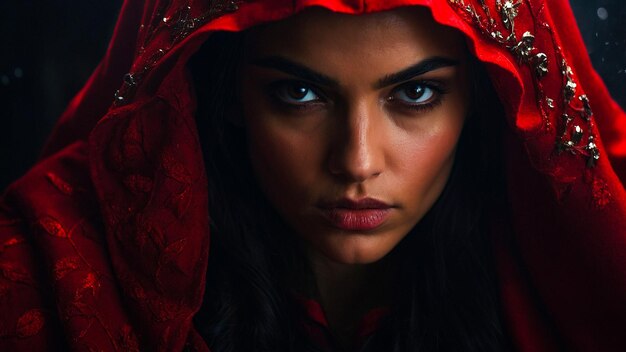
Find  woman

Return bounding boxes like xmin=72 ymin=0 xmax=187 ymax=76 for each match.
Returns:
xmin=1 ymin=0 xmax=625 ymax=351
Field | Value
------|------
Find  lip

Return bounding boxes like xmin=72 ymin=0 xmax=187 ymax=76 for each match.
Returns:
xmin=318 ymin=197 xmax=392 ymax=231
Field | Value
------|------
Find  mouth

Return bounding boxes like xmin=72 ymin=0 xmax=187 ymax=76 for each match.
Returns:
xmin=318 ymin=197 xmax=393 ymax=231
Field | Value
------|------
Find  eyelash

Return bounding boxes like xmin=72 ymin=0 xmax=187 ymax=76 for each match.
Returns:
xmin=267 ymin=79 xmax=448 ymax=113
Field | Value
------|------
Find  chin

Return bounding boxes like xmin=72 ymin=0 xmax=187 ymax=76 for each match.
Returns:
xmin=315 ymin=234 xmax=398 ymax=265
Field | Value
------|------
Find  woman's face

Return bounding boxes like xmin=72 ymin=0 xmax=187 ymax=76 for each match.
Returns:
xmin=240 ymin=7 xmax=470 ymax=264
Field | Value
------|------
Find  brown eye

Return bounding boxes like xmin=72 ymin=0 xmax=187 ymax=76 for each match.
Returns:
xmin=391 ymin=82 xmax=435 ymax=104
xmin=275 ymin=81 xmax=320 ymax=104
xmin=405 ymin=85 xmax=426 ymax=100
xmin=287 ymin=85 xmax=309 ymax=100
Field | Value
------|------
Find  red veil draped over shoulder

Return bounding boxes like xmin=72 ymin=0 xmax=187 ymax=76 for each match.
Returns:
xmin=1 ymin=0 xmax=625 ymax=350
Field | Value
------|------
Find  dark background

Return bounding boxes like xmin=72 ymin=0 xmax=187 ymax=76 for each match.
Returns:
xmin=1 ymin=1 xmax=625 ymax=190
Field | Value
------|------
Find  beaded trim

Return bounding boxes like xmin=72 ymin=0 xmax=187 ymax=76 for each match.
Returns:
xmin=113 ymin=0 xmax=243 ymax=107
xmin=448 ymin=0 xmax=600 ymax=167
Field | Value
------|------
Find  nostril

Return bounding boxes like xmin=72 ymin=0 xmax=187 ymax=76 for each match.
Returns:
xmin=327 ymin=149 xmax=383 ymax=183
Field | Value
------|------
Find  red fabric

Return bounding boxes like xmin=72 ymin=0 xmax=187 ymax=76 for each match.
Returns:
xmin=1 ymin=0 xmax=625 ymax=351
xmin=293 ymin=294 xmax=390 ymax=350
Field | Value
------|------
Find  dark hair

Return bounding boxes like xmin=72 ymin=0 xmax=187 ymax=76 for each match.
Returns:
xmin=191 ymin=29 xmax=511 ymax=351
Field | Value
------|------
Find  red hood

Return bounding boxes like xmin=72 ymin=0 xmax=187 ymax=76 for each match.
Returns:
xmin=1 ymin=0 xmax=626 ymax=351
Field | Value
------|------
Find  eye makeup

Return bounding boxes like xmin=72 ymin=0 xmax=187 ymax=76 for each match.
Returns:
xmin=264 ymin=78 xmax=451 ymax=116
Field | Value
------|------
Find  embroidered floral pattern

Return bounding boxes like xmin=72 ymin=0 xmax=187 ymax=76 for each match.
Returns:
xmin=114 ymin=0 xmax=244 ymax=106
xmin=448 ymin=0 xmax=601 ymax=168
xmin=2 ymin=2 xmax=624 ymax=352
xmin=15 ymin=309 xmax=45 ymax=338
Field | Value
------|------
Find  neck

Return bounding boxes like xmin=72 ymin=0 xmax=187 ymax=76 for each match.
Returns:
xmin=307 ymin=249 xmax=395 ymax=350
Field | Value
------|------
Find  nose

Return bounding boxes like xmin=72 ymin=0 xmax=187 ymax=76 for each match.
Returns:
xmin=327 ymin=101 xmax=385 ymax=183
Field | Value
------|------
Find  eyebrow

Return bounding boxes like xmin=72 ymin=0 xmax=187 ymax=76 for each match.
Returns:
xmin=249 ymin=56 xmax=459 ymax=89
xmin=375 ymin=57 xmax=459 ymax=89
xmin=251 ymin=56 xmax=339 ymax=88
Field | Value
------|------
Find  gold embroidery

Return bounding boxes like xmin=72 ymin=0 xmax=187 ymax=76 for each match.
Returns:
xmin=448 ymin=0 xmax=600 ymax=168
xmin=114 ymin=0 xmax=244 ymax=106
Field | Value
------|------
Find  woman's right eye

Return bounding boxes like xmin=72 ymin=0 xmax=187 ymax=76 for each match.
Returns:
xmin=272 ymin=81 xmax=321 ymax=105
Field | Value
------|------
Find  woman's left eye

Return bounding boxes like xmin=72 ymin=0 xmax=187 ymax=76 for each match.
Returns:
xmin=390 ymin=82 xmax=436 ymax=105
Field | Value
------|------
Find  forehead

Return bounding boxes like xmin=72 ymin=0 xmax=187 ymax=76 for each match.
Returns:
xmin=245 ymin=7 xmax=466 ymax=68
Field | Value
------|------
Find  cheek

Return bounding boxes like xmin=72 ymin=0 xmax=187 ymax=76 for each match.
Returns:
xmin=395 ymin=111 xmax=465 ymax=211
xmin=242 ymin=81 xmax=319 ymax=193
xmin=245 ymin=119 xmax=321 ymax=209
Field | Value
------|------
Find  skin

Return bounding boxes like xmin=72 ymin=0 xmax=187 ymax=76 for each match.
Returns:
xmin=239 ymin=7 xmax=470 ymax=348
